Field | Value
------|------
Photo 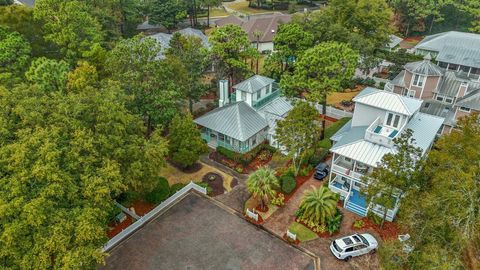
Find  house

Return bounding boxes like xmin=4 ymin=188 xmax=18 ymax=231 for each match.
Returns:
xmin=328 ymin=87 xmax=444 ymax=221
xmin=215 ymin=13 xmax=292 ymax=53
xmin=414 ymin=31 xmax=480 ymax=79
xmin=101 ymin=183 xmax=317 ymax=269
xmin=145 ymin=27 xmax=210 ymax=59
xmin=194 ymin=75 xmax=293 ymax=153
xmin=385 ymin=54 xmax=480 ymax=133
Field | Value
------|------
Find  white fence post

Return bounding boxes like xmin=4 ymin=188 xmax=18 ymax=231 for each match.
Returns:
xmin=286 ymin=230 xmax=297 ymax=241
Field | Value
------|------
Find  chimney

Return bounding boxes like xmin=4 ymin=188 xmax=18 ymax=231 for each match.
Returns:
xmin=218 ymin=79 xmax=229 ymax=107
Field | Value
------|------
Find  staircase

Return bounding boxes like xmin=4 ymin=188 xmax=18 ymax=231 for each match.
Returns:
xmin=345 ymin=201 xmax=368 ymax=217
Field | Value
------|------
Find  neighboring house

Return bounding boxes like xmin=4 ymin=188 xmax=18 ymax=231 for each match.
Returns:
xmin=145 ymin=27 xmax=210 ymax=59
xmin=215 ymin=13 xmax=292 ymax=53
xmin=14 ymin=0 xmax=34 ymax=6
xmin=386 ymin=54 xmax=480 ymax=133
xmin=414 ymin=31 xmax=480 ymax=79
xmin=194 ymin=75 xmax=293 ymax=153
xmin=328 ymin=87 xmax=444 ymax=221
xmin=386 ymin=34 xmax=403 ymax=51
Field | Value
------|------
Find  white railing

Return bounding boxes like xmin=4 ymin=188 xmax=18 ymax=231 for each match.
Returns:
xmin=246 ymin=208 xmax=258 ymax=221
xmin=314 ymin=104 xmax=353 ymax=119
xmin=103 ymin=182 xmax=207 ymax=252
xmin=331 ymin=164 xmax=364 ymax=180
xmin=369 ymin=203 xmax=397 ymax=222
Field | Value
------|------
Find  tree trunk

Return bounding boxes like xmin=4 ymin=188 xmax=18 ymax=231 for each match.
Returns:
xmin=256 ymin=39 xmax=260 ymax=74
xmin=207 ymin=5 xmax=210 ymax=27
xmin=320 ymin=93 xmax=327 ymax=140
xmin=261 ymin=198 xmax=266 ymax=211
xmin=189 ymin=98 xmax=194 ymax=113
xmin=193 ymin=0 xmax=197 ymax=26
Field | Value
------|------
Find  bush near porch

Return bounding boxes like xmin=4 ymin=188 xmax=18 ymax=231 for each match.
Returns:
xmin=210 ymin=142 xmax=276 ymax=174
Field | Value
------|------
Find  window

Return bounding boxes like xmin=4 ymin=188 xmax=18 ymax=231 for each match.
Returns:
xmin=459 ymin=106 xmax=471 ymax=112
xmin=436 ymin=96 xmax=444 ymax=102
xmin=424 ymin=103 xmax=430 ymax=108
xmin=412 ymin=74 xmax=424 ymax=87
xmin=408 ymin=90 xmax=416 ymax=98
xmin=445 ymin=97 xmax=453 ymax=104
xmin=448 ymin=64 xmax=459 ymax=71
xmin=218 ymin=133 xmax=225 ymax=141
xmin=252 ymin=136 xmax=257 ymax=146
xmin=241 ymin=91 xmax=247 ymax=101
xmin=385 ymin=112 xmax=401 ymax=129
xmin=345 ymin=247 xmax=354 ymax=252
xmin=438 ymin=62 xmax=448 ymax=68
xmin=225 ymin=136 xmax=231 ymax=145
xmin=257 ymin=91 xmax=261 ymax=100
xmin=461 ymin=66 xmax=470 ymax=72
xmin=265 ymin=86 xmax=270 ymax=94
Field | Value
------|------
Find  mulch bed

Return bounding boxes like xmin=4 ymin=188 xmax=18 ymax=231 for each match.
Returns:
xmin=168 ymin=161 xmax=203 ymax=174
xmin=283 ymin=233 xmax=301 ymax=245
xmin=283 ymin=168 xmax=316 ymax=204
xmin=202 ymin=172 xmax=225 ymax=196
xmin=107 ymin=215 xmax=133 ymax=239
xmin=255 ymin=204 xmax=269 ymax=213
xmin=209 ymin=148 xmax=274 ymax=174
xmin=209 ymin=151 xmax=249 ymax=174
xmin=247 ymin=150 xmax=273 ymax=170
xmin=230 ymin=178 xmax=238 ymax=189
xmin=131 ymin=200 xmax=155 ymax=216
xmin=354 ymin=217 xmax=400 ymax=241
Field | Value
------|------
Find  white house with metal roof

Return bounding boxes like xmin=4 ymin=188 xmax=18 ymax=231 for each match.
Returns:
xmin=328 ymin=87 xmax=444 ymax=221
xmin=414 ymin=31 xmax=480 ymax=80
xmin=194 ymin=75 xmax=292 ymax=153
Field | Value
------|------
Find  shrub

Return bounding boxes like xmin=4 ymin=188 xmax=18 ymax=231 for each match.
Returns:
xmin=170 ymin=183 xmax=186 ymax=195
xmin=116 ymin=190 xmax=140 ymax=207
xmin=368 ymin=211 xmax=383 ymax=225
xmin=217 ymin=146 xmax=236 ymax=160
xmin=326 ymin=209 xmax=343 ymax=234
xmin=353 ymin=219 xmax=365 ymax=229
xmin=145 ymin=177 xmax=170 ymax=204
xmin=195 ymin=181 xmax=212 ymax=195
xmin=281 ymin=174 xmax=296 ymax=194
xmin=235 ymin=165 xmax=243 ymax=173
xmin=271 ymin=193 xmax=285 ymax=206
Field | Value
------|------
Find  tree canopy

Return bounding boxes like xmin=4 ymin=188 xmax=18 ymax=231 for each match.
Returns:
xmin=0 ymin=26 xmax=31 ymax=86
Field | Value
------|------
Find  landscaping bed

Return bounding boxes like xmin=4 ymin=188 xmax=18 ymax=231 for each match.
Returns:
xmin=131 ymin=200 xmax=155 ymax=216
xmin=283 ymin=168 xmax=315 ymax=203
xmin=288 ymin=222 xmax=319 ymax=243
xmin=209 ymin=142 xmax=276 ymax=174
xmin=352 ymin=217 xmax=400 ymax=240
xmin=108 ymin=215 xmax=133 ymax=239
xmin=202 ymin=172 xmax=225 ymax=196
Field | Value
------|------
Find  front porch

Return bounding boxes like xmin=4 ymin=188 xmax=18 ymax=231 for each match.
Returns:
xmin=201 ymin=130 xmax=250 ymax=153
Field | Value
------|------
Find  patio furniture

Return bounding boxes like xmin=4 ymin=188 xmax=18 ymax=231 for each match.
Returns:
xmin=374 ymin=126 xmax=382 ymax=134
xmin=342 ymin=181 xmax=350 ymax=191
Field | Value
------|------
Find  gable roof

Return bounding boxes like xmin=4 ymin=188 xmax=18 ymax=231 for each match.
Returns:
xmin=215 ymin=14 xmax=245 ymax=27
xmin=353 ymin=87 xmax=423 ymax=115
xmin=436 ymin=45 xmax=480 ymax=69
xmin=388 ymin=34 xmax=403 ymax=49
xmin=241 ymin=14 xmax=292 ymax=43
xmin=177 ymin=27 xmax=210 ymax=48
xmin=404 ymin=54 xmax=444 ymax=76
xmin=194 ymin=102 xmax=268 ymax=141
xmin=14 ymin=0 xmax=34 ymax=6
xmin=145 ymin=27 xmax=210 ymax=59
xmin=232 ymin=75 xmax=275 ymax=93
xmin=456 ymin=89 xmax=480 ymax=111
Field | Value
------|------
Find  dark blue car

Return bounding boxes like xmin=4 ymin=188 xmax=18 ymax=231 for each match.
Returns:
xmin=314 ymin=163 xmax=330 ymax=180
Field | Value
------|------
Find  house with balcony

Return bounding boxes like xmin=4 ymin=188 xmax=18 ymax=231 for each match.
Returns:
xmin=328 ymin=87 xmax=444 ymax=221
xmin=386 ymin=54 xmax=480 ymax=134
xmin=194 ymin=75 xmax=292 ymax=153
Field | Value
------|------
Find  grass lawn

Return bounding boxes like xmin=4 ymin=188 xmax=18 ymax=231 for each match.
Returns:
xmin=327 ymin=90 xmax=361 ymax=105
xmin=288 ymin=222 xmax=318 ymax=242
xmin=198 ymin=7 xmax=230 ymax=18
xmin=226 ymin=1 xmax=271 ymax=14
xmin=318 ymin=117 xmax=352 ymax=149
xmin=160 ymin=162 xmax=234 ymax=192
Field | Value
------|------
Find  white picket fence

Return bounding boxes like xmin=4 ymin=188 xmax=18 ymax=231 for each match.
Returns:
xmin=103 ymin=182 xmax=207 ymax=252
xmin=315 ymin=104 xmax=353 ymax=119
xmin=246 ymin=209 xmax=259 ymax=222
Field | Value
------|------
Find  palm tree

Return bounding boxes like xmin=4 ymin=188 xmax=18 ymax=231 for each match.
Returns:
xmin=299 ymin=186 xmax=339 ymax=225
xmin=246 ymin=167 xmax=280 ymax=211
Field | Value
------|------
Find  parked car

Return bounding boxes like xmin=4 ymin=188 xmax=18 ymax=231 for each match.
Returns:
xmin=330 ymin=233 xmax=378 ymax=261
xmin=313 ymin=163 xmax=329 ymax=180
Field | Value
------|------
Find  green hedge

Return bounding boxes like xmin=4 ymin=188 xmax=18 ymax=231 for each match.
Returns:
xmin=170 ymin=183 xmax=186 ymax=196
xmin=281 ymin=172 xmax=296 ymax=194
xmin=145 ymin=177 xmax=170 ymax=204
xmin=317 ymin=117 xmax=352 ymax=150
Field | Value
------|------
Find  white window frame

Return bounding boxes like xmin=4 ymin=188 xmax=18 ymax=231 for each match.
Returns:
xmin=445 ymin=97 xmax=453 ymax=104
xmin=385 ymin=112 xmax=401 ymax=129
xmin=408 ymin=90 xmax=416 ymax=98
xmin=436 ymin=95 xmax=444 ymax=102
xmin=459 ymin=106 xmax=471 ymax=112
xmin=412 ymin=74 xmax=425 ymax=87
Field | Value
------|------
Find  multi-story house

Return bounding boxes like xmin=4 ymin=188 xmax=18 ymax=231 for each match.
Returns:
xmin=194 ymin=75 xmax=292 ymax=153
xmin=414 ymin=31 xmax=480 ymax=79
xmin=328 ymin=87 xmax=444 ymax=221
xmin=386 ymin=54 xmax=480 ymax=134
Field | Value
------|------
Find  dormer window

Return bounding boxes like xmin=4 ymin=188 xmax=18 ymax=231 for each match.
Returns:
xmin=385 ymin=112 xmax=401 ymax=129
xmin=412 ymin=74 xmax=425 ymax=87
xmin=459 ymin=106 xmax=471 ymax=112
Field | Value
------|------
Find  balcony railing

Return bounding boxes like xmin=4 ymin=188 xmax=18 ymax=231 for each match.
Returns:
xmin=252 ymin=89 xmax=280 ymax=109
xmin=365 ymin=117 xmax=406 ymax=148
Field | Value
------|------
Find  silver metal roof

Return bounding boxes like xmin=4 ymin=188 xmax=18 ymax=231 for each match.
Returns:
xmin=146 ymin=28 xmax=210 ymax=59
xmin=436 ymin=45 xmax=480 ymax=69
xmin=456 ymin=89 xmax=480 ymax=111
xmin=404 ymin=56 xmax=444 ymax=76
xmin=388 ymin=35 xmax=403 ymax=49
xmin=390 ymin=70 xmax=406 ymax=87
xmin=353 ymin=87 xmax=422 ymax=116
xmin=331 ymin=112 xmax=444 ymax=167
xmin=177 ymin=28 xmax=211 ymax=48
xmin=232 ymin=75 xmax=275 ymax=93
xmin=436 ymin=71 xmax=463 ymax=97
xmin=194 ymin=102 xmax=268 ymax=141
xmin=330 ymin=119 xmax=352 ymax=142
